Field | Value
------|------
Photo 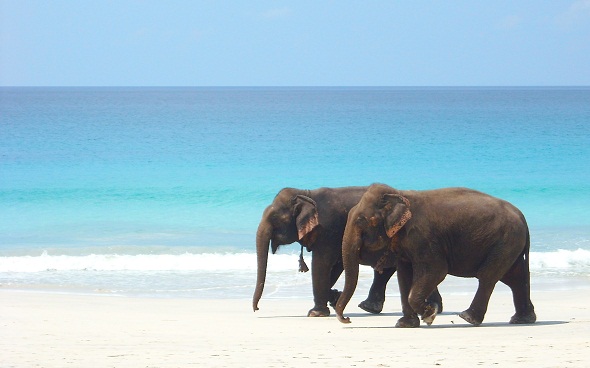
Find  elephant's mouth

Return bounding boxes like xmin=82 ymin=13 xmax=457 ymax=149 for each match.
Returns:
xmin=271 ymin=233 xmax=294 ymax=253
xmin=271 ymin=240 xmax=280 ymax=254
xmin=360 ymin=246 xmax=392 ymax=267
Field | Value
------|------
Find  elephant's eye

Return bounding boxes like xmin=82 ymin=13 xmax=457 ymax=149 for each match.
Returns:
xmin=272 ymin=212 xmax=290 ymax=224
xmin=356 ymin=216 xmax=368 ymax=228
xmin=360 ymin=231 xmax=367 ymax=241
xmin=361 ymin=230 xmax=378 ymax=244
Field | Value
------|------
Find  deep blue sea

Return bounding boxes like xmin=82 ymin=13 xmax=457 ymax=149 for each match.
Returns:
xmin=1 ymin=87 xmax=589 ymax=300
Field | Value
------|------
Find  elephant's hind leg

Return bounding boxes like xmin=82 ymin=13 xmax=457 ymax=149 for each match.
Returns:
xmin=501 ymin=254 xmax=536 ymax=324
xmin=461 ymin=257 xmax=507 ymax=326
xmin=461 ymin=238 xmax=525 ymax=326
xmin=459 ymin=279 xmax=497 ymax=326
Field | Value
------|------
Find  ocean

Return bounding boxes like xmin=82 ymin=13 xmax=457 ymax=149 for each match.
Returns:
xmin=1 ymin=87 xmax=589 ymax=301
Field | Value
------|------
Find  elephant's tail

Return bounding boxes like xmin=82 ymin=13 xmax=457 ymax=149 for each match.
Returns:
xmin=523 ymin=226 xmax=531 ymax=272
xmin=515 ymin=213 xmax=532 ymax=283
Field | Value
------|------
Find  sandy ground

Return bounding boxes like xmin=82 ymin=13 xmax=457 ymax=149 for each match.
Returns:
xmin=1 ymin=288 xmax=589 ymax=367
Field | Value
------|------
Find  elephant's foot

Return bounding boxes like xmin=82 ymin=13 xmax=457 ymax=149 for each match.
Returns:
xmin=435 ymin=301 xmax=444 ymax=314
xmin=328 ymin=289 xmax=342 ymax=309
xmin=395 ymin=314 xmax=420 ymax=328
xmin=421 ymin=304 xmax=439 ymax=326
xmin=307 ymin=306 xmax=330 ymax=317
xmin=509 ymin=311 xmax=536 ymax=324
xmin=358 ymin=299 xmax=384 ymax=314
xmin=459 ymin=308 xmax=484 ymax=326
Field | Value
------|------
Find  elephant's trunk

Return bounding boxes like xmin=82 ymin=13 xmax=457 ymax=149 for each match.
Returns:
xmin=335 ymin=227 xmax=361 ymax=323
xmin=253 ymin=219 xmax=272 ymax=312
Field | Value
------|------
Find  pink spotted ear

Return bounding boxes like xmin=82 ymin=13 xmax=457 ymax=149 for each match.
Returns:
xmin=383 ymin=194 xmax=412 ymax=238
xmin=294 ymin=195 xmax=319 ymax=240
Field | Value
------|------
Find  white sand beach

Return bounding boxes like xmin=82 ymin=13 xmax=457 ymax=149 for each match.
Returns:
xmin=1 ymin=288 xmax=589 ymax=367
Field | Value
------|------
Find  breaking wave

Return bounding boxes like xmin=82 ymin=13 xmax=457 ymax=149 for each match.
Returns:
xmin=1 ymin=249 xmax=589 ymax=274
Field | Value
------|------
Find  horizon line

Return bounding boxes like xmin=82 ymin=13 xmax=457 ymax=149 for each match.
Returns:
xmin=2 ymin=85 xmax=589 ymax=89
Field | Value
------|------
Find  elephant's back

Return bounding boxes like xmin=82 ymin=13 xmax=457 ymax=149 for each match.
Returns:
xmin=311 ymin=186 xmax=369 ymax=231
xmin=410 ymin=187 xmax=523 ymax=216
xmin=407 ymin=187 xmax=528 ymax=241
xmin=312 ymin=186 xmax=369 ymax=209
xmin=403 ymin=188 xmax=528 ymax=276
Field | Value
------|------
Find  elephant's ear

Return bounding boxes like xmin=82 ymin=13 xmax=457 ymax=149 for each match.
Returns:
xmin=293 ymin=195 xmax=319 ymax=240
xmin=382 ymin=194 xmax=412 ymax=238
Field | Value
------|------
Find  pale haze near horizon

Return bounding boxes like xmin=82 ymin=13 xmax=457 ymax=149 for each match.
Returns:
xmin=1 ymin=0 xmax=589 ymax=87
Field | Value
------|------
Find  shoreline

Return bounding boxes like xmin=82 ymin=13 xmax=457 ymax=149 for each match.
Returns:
xmin=2 ymin=288 xmax=590 ymax=367
xmin=1 ymin=270 xmax=589 ymax=300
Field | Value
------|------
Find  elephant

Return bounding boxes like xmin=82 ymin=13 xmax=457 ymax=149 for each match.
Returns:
xmin=335 ymin=183 xmax=536 ymax=327
xmin=253 ymin=186 xmax=443 ymax=317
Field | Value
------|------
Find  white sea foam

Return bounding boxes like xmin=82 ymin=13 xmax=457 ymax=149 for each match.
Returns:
xmin=530 ymin=249 xmax=590 ymax=272
xmin=1 ymin=249 xmax=589 ymax=274
xmin=0 ymin=251 xmax=296 ymax=273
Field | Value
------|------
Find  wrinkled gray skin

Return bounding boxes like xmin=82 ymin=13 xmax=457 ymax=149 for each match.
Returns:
xmin=253 ymin=187 xmax=402 ymax=317
xmin=336 ymin=184 xmax=536 ymax=327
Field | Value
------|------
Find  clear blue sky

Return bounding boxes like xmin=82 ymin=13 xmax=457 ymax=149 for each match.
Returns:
xmin=1 ymin=0 xmax=589 ymax=86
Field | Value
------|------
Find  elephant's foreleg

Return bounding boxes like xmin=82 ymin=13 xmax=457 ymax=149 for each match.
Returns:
xmin=359 ymin=267 xmax=396 ymax=314
xmin=395 ymin=260 xmax=420 ymax=328
xmin=407 ymin=263 xmax=446 ymax=326
xmin=426 ymin=287 xmax=444 ymax=313
xmin=307 ymin=251 xmax=332 ymax=317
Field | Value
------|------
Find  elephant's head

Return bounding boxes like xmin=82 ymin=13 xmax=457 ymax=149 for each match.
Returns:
xmin=335 ymin=184 xmax=412 ymax=323
xmin=253 ymin=188 xmax=319 ymax=312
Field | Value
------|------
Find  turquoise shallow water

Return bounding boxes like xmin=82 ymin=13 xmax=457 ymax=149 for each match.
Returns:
xmin=1 ymin=87 xmax=589 ymax=298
